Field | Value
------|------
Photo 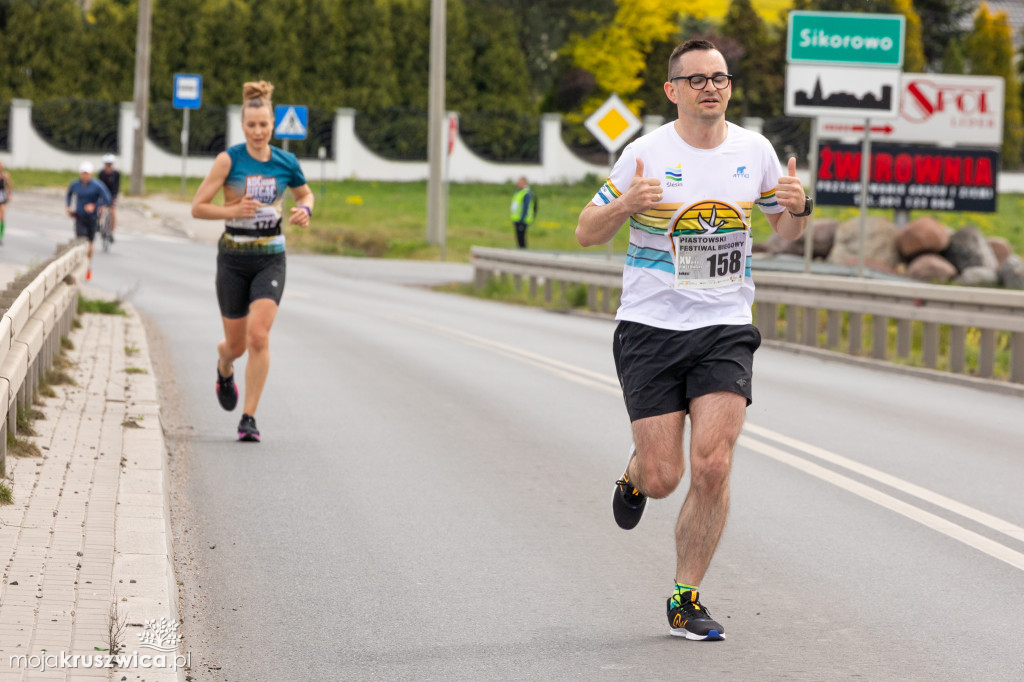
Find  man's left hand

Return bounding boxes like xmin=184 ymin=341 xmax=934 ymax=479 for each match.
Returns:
xmin=776 ymin=157 xmax=806 ymax=214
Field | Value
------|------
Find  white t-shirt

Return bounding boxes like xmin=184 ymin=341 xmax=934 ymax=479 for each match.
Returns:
xmin=591 ymin=121 xmax=786 ymax=331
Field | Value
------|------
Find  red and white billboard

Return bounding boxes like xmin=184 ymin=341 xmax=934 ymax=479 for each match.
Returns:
xmin=816 ymin=73 xmax=1004 ymax=147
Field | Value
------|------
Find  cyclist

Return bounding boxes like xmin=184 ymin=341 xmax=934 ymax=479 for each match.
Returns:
xmin=0 ymin=160 xmax=12 ymax=245
xmin=191 ymin=81 xmax=314 ymax=442
xmin=66 ymin=162 xmax=112 ymax=281
xmin=97 ymin=154 xmax=121 ymax=242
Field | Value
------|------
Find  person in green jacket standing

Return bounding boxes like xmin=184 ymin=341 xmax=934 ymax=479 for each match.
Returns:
xmin=509 ymin=176 xmax=537 ymax=249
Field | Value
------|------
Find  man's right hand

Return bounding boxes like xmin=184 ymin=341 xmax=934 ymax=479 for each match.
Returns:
xmin=622 ymin=159 xmax=663 ymax=213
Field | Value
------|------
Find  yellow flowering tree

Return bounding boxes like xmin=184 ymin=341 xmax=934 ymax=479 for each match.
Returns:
xmin=569 ymin=0 xmax=682 ymax=116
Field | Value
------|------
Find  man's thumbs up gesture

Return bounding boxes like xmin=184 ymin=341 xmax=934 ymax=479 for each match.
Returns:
xmin=776 ymin=156 xmax=808 ymax=216
xmin=623 ymin=158 xmax=663 ymax=213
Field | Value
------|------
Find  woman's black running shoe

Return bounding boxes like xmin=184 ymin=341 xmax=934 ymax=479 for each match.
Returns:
xmin=216 ymin=367 xmax=238 ymax=411
xmin=237 ymin=413 xmax=260 ymax=442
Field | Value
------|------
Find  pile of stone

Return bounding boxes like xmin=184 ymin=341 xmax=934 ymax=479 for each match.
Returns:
xmin=755 ymin=215 xmax=1024 ymax=289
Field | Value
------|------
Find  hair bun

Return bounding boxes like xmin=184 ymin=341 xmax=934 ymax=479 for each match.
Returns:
xmin=242 ymin=80 xmax=274 ymax=103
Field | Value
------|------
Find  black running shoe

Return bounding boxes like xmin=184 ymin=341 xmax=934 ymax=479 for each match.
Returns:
xmin=612 ymin=445 xmax=646 ymax=530
xmin=667 ymin=590 xmax=725 ymax=641
xmin=237 ymin=413 xmax=260 ymax=442
xmin=216 ymin=366 xmax=238 ymax=411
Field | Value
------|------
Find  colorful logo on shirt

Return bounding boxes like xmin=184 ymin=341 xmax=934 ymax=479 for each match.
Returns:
xmin=733 ymin=166 xmax=750 ymax=178
xmin=665 ymin=164 xmax=683 ymax=182
xmin=245 ymin=175 xmax=278 ymax=204
xmin=670 ymin=200 xmax=746 ymax=235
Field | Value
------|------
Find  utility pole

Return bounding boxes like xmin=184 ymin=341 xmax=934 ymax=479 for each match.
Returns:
xmin=425 ymin=0 xmax=446 ymax=249
xmin=130 ymin=0 xmax=153 ymax=196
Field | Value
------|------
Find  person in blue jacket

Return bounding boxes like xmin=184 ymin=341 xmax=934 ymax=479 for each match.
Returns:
xmin=191 ymin=80 xmax=314 ymax=443
xmin=66 ymin=161 xmax=112 ymax=281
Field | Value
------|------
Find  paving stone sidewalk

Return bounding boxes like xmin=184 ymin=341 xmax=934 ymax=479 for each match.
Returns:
xmin=0 ymin=308 xmax=182 ymax=681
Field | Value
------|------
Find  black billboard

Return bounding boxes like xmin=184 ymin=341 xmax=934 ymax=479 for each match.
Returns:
xmin=815 ymin=142 xmax=999 ymax=213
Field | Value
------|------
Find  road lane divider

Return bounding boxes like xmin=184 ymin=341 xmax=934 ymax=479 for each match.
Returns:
xmin=394 ymin=315 xmax=1024 ymax=570
xmin=742 ymin=423 xmax=1024 ymax=545
xmin=738 ymin=434 xmax=1024 ymax=573
xmin=399 ymin=316 xmax=622 ymax=396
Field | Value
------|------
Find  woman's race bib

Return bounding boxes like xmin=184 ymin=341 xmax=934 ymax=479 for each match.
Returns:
xmin=226 ymin=206 xmax=281 ymax=232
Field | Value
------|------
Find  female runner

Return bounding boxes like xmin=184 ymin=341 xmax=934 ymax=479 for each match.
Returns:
xmin=192 ymin=81 xmax=314 ymax=441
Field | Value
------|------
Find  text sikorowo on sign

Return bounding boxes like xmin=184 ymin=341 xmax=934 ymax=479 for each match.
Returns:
xmin=815 ymin=143 xmax=998 ymax=213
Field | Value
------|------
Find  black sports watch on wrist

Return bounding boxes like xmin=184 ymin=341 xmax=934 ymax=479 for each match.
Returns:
xmin=789 ymin=196 xmax=813 ymax=217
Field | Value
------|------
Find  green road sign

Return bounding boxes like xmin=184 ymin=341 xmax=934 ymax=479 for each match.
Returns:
xmin=788 ymin=11 xmax=905 ymax=68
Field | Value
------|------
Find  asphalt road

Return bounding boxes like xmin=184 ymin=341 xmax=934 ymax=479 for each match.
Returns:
xmin=5 ymin=197 xmax=1024 ymax=681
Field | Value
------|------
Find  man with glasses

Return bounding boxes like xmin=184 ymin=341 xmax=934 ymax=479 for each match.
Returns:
xmin=576 ymin=39 xmax=810 ymax=640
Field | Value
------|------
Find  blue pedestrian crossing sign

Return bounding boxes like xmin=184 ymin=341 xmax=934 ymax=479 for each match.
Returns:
xmin=173 ymin=74 xmax=202 ymax=110
xmin=274 ymin=105 xmax=309 ymax=140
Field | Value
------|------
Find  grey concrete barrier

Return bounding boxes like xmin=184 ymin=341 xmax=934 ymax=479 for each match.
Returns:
xmin=470 ymin=246 xmax=1024 ymax=393
xmin=0 ymin=239 xmax=88 ymax=474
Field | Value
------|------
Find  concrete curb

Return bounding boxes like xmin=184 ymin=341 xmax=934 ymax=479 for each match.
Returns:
xmin=0 ymin=306 xmax=184 ymax=681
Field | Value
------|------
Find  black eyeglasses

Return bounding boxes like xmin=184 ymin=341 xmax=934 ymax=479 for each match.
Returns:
xmin=670 ymin=74 xmax=732 ymax=90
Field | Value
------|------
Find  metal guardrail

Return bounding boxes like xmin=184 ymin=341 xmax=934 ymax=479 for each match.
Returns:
xmin=470 ymin=246 xmax=1024 ymax=388
xmin=0 ymin=239 xmax=87 ymax=474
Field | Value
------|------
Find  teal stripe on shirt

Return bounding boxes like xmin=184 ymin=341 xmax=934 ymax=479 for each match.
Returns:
xmin=626 ymin=244 xmax=674 ymax=274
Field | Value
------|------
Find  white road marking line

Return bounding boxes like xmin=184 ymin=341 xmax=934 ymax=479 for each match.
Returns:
xmin=395 ymin=315 xmax=1024 ymax=568
xmin=743 ymin=423 xmax=1024 ymax=544
xmin=739 ymin=435 xmax=1024 ymax=572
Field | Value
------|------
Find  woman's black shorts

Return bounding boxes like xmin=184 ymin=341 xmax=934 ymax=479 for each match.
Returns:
xmin=215 ymin=249 xmax=286 ymax=319
xmin=612 ymin=321 xmax=762 ymax=422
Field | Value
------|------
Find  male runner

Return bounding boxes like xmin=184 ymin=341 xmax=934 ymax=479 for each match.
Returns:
xmin=575 ymin=39 xmax=810 ymax=640
xmin=66 ymin=162 xmax=112 ymax=281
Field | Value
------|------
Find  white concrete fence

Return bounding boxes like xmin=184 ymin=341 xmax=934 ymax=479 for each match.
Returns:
xmin=0 ymin=240 xmax=87 ymax=472
xmin=0 ymin=99 xmax=676 ymax=185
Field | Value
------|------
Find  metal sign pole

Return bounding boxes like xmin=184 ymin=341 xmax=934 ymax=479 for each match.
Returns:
xmin=857 ymin=118 xmax=871 ymax=277
xmin=180 ymin=108 xmax=189 ymax=197
xmin=803 ymin=120 xmax=818 ymax=273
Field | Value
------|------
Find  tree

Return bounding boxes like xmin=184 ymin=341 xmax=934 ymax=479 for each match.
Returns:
xmin=150 ymin=0 xmax=205 ymax=105
xmin=941 ymin=37 xmax=964 ymax=73
xmin=720 ymin=0 xmax=785 ymax=120
xmin=913 ymin=0 xmax=975 ymax=71
xmin=4 ymin=0 xmax=85 ymax=101
xmin=568 ymin=0 xmax=682 ymax=114
xmin=892 ymin=0 xmax=926 ymax=73
xmin=81 ymin=0 xmax=136 ymax=103
xmin=964 ymin=2 xmax=1021 ymax=168
xmin=465 ymin=6 xmax=532 ymax=113
xmin=192 ymin=0 xmax=253 ymax=106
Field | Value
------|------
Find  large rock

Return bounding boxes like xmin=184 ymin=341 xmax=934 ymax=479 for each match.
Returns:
xmin=942 ymin=226 xmax=999 ymax=272
xmin=807 ymin=219 xmax=838 ymax=259
xmin=998 ymin=254 xmax=1024 ymax=289
xmin=763 ymin=231 xmax=804 ymax=256
xmin=955 ymin=266 xmax=999 ymax=287
xmin=987 ymin=236 xmax=1014 ymax=266
xmin=761 ymin=219 xmax=836 ymax=259
xmin=897 ymin=216 xmax=951 ymax=260
xmin=906 ymin=253 xmax=957 ymax=283
xmin=827 ymin=216 xmax=900 ymax=270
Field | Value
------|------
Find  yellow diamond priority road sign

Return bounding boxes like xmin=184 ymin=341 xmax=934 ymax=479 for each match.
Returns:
xmin=585 ymin=94 xmax=642 ymax=153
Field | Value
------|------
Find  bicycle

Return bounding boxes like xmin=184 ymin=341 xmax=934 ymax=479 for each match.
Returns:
xmin=99 ymin=207 xmax=113 ymax=253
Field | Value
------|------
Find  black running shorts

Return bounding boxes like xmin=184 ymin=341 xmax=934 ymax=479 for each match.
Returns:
xmin=75 ymin=214 xmax=98 ymax=242
xmin=612 ymin=321 xmax=761 ymax=422
xmin=215 ymin=249 xmax=286 ymax=319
